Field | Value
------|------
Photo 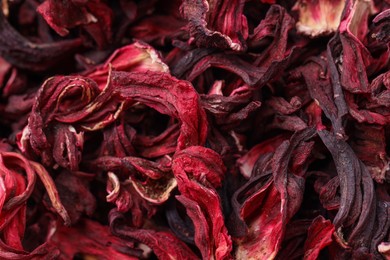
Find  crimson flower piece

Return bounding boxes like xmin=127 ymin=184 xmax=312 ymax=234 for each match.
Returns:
xmin=0 ymin=152 xmax=69 ymax=258
xmin=318 ymin=130 xmax=376 ymax=257
xmin=180 ymin=0 xmax=248 ymax=51
xmin=110 ymin=210 xmax=199 ymax=260
xmin=0 ymin=11 xmax=82 ymax=72
xmin=303 ymin=216 xmax=335 ymax=260
xmin=37 ymin=0 xmax=113 ymax=48
xmin=47 ymin=218 xmax=141 ymax=259
xmin=173 ymin=146 xmax=232 ymax=259
xmin=94 ymin=156 xmax=174 ymax=217
xmin=84 ymin=41 xmax=169 ymax=90
xmin=110 ymin=70 xmax=208 ymax=150
xmin=234 ymin=129 xmax=316 ymax=259
xmin=18 ymin=76 xmax=98 ymax=169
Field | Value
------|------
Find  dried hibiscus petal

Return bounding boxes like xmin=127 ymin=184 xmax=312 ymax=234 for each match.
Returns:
xmin=0 ymin=152 xmax=69 ymax=258
xmin=37 ymin=0 xmax=99 ymax=37
xmin=303 ymin=216 xmax=335 ymax=260
xmin=93 ymin=155 xmax=176 ymax=205
xmin=47 ymin=218 xmax=141 ymax=259
xmin=0 ymin=11 xmax=82 ymax=72
xmin=318 ymin=129 xmax=376 ymax=256
xmin=172 ymin=146 xmax=232 ymax=259
xmin=200 ymin=84 xmax=261 ymax=131
xmin=336 ymin=0 xmax=375 ymax=94
xmin=18 ymin=76 xmax=98 ymax=169
xmin=37 ymin=0 xmax=113 ymax=48
xmin=234 ymin=128 xmax=316 ymax=259
xmin=44 ymin=170 xmax=96 ymax=225
xmin=295 ymin=57 xmax=347 ymax=137
xmin=349 ymin=123 xmax=390 ymax=182
xmin=109 ymin=70 xmax=208 ymax=150
xmin=180 ymin=0 xmax=248 ymax=51
xmin=84 ymin=41 xmax=169 ymax=90
xmin=110 ymin=209 xmax=199 ymax=260
xmin=106 ymin=172 xmax=158 ymax=227
xmin=0 ymin=152 xmax=36 ymax=251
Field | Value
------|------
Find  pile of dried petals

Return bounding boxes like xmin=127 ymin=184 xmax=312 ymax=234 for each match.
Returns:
xmin=0 ymin=0 xmax=390 ymax=259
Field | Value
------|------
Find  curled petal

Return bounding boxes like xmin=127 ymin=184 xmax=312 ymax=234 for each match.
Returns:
xmin=37 ymin=0 xmax=113 ymax=48
xmin=111 ymin=70 xmax=208 ymax=150
xmin=303 ymin=216 xmax=335 ymax=260
xmin=85 ymin=41 xmax=169 ymax=90
xmin=30 ymin=162 xmax=71 ymax=226
xmin=95 ymin=155 xmax=177 ymax=205
xmin=173 ymin=146 xmax=232 ymax=259
xmin=19 ymin=76 xmax=98 ymax=168
xmin=318 ymin=130 xmax=376 ymax=254
xmin=0 ymin=12 xmax=82 ymax=71
xmin=106 ymin=171 xmax=121 ymax=202
xmin=48 ymin=218 xmax=141 ymax=259
xmin=180 ymin=0 xmax=248 ymax=50
xmin=110 ymin=210 xmax=199 ymax=260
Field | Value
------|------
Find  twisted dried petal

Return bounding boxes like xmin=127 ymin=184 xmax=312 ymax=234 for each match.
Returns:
xmin=180 ymin=0 xmax=247 ymax=50
xmin=328 ymin=0 xmax=376 ymax=94
xmin=48 ymin=219 xmax=140 ymax=259
xmin=173 ymin=146 xmax=232 ymax=259
xmin=200 ymin=86 xmax=261 ymax=131
xmin=85 ymin=42 xmax=169 ymax=90
xmin=30 ymin=162 xmax=71 ymax=226
xmin=110 ymin=210 xmax=198 ymax=260
xmin=0 ymin=152 xmax=69 ymax=258
xmin=44 ymin=171 xmax=96 ymax=225
xmin=95 ymin=156 xmax=176 ymax=207
xmin=110 ymin=70 xmax=208 ymax=150
xmin=303 ymin=216 xmax=335 ymax=260
xmin=20 ymin=76 xmax=98 ymax=168
xmin=298 ymin=56 xmax=346 ymax=137
xmin=0 ymin=12 xmax=82 ymax=71
xmin=0 ymin=152 xmax=36 ymax=251
xmin=0 ymin=240 xmax=60 ymax=260
xmin=318 ymin=130 xmax=376 ymax=254
xmin=37 ymin=0 xmax=113 ymax=48
xmin=106 ymin=172 xmax=158 ymax=227
xmin=0 ymin=153 xmax=36 ymax=212
xmin=235 ymin=129 xmax=316 ymax=259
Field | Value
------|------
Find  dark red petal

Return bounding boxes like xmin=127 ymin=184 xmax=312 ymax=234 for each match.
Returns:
xmin=303 ymin=216 xmax=335 ymax=260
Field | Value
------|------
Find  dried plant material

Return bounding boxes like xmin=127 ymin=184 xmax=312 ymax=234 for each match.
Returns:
xmin=0 ymin=0 xmax=390 ymax=258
